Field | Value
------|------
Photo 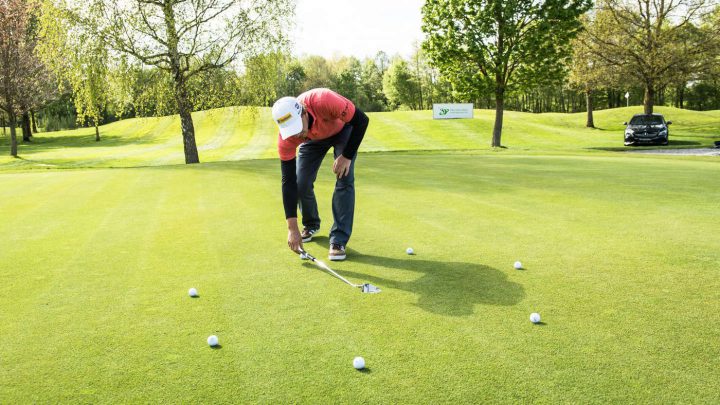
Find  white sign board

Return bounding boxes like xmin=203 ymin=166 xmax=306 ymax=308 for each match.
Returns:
xmin=433 ymin=103 xmax=474 ymax=119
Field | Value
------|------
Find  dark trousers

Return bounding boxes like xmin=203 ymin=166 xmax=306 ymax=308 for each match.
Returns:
xmin=297 ymin=125 xmax=356 ymax=246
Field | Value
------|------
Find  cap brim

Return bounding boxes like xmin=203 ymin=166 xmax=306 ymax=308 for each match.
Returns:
xmin=279 ymin=118 xmax=304 ymax=140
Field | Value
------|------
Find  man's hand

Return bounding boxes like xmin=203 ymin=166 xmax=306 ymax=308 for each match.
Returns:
xmin=333 ymin=155 xmax=352 ymax=178
xmin=287 ymin=217 xmax=303 ymax=253
xmin=288 ymin=229 xmax=303 ymax=253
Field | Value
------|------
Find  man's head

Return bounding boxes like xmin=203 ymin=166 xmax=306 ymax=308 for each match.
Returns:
xmin=272 ymin=96 xmax=308 ymax=140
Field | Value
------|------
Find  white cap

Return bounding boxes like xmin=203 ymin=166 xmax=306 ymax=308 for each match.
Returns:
xmin=272 ymin=96 xmax=303 ymax=139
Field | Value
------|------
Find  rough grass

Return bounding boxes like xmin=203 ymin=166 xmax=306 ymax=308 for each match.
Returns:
xmin=0 ymin=107 xmax=718 ymax=402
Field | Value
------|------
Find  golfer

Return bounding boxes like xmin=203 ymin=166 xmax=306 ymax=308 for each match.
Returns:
xmin=272 ymin=88 xmax=369 ymax=261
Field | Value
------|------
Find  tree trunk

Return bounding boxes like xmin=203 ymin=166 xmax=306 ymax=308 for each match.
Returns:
xmin=95 ymin=121 xmax=100 ymax=142
xmin=678 ymin=85 xmax=684 ymax=109
xmin=31 ymin=110 xmax=38 ymax=133
xmin=164 ymin=1 xmax=200 ymax=164
xmin=492 ymin=85 xmax=504 ymax=147
xmin=8 ymin=112 xmax=18 ymax=157
xmin=21 ymin=111 xmax=32 ymax=142
xmin=585 ymin=90 xmax=595 ymax=128
xmin=644 ymin=85 xmax=655 ymax=114
xmin=1 ymin=115 xmax=5 ymax=136
xmin=417 ymin=76 xmax=424 ymax=110
xmin=174 ymin=76 xmax=199 ymax=164
xmin=659 ymin=87 xmax=665 ymax=106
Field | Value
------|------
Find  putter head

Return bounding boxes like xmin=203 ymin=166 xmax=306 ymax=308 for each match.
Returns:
xmin=360 ymin=283 xmax=381 ymax=294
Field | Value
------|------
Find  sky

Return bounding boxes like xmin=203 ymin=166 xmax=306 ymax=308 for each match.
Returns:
xmin=292 ymin=0 xmax=426 ymax=60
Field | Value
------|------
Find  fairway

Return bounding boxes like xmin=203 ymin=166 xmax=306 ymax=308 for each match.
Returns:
xmin=1 ymin=149 xmax=718 ymax=402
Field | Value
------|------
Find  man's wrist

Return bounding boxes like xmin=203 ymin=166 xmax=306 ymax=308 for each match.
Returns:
xmin=287 ymin=217 xmax=299 ymax=230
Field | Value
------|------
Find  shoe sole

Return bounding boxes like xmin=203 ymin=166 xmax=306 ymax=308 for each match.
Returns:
xmin=329 ymin=254 xmax=346 ymax=261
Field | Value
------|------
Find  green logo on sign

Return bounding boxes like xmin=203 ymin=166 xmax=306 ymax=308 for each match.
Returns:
xmin=440 ymin=108 xmax=449 ymax=115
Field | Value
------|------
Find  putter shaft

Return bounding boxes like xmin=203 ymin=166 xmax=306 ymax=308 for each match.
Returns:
xmin=298 ymin=249 xmax=380 ymax=293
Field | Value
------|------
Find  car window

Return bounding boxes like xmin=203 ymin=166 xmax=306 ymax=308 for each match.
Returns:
xmin=629 ymin=115 xmax=663 ymax=125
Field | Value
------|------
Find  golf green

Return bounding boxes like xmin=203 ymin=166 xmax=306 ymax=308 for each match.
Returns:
xmin=1 ymin=150 xmax=718 ymax=402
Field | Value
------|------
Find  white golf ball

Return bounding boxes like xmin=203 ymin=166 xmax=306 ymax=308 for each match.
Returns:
xmin=188 ymin=288 xmax=198 ymax=297
xmin=207 ymin=335 xmax=219 ymax=347
xmin=514 ymin=261 xmax=523 ymax=270
xmin=406 ymin=247 xmax=414 ymax=255
xmin=353 ymin=356 xmax=365 ymax=370
xmin=530 ymin=313 xmax=541 ymax=324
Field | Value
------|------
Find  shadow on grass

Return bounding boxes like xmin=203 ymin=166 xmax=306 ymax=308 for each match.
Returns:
xmin=588 ymin=139 xmax=704 ymax=152
xmin=305 ymin=245 xmax=525 ymax=317
xmin=2 ymin=133 xmax=161 ymax=153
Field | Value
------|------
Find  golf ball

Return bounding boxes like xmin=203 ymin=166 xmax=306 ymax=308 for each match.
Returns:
xmin=514 ymin=261 xmax=523 ymax=270
xmin=406 ymin=247 xmax=414 ymax=255
xmin=353 ymin=356 xmax=365 ymax=370
xmin=530 ymin=313 xmax=541 ymax=324
xmin=188 ymin=288 xmax=198 ymax=297
xmin=207 ymin=335 xmax=219 ymax=347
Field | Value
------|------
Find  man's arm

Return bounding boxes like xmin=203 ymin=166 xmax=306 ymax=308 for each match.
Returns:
xmin=341 ymin=108 xmax=369 ymax=159
xmin=281 ymin=158 xmax=298 ymax=219
xmin=281 ymin=158 xmax=303 ymax=252
xmin=333 ymin=108 xmax=370 ymax=178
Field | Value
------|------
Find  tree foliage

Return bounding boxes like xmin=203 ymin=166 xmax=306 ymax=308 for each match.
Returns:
xmin=91 ymin=0 xmax=292 ymax=163
xmin=383 ymin=58 xmax=418 ymax=110
xmin=422 ymin=0 xmax=592 ymax=146
xmin=38 ymin=0 xmax=109 ymax=141
xmin=0 ymin=0 xmax=54 ymax=155
xmin=585 ymin=0 xmax=720 ymax=114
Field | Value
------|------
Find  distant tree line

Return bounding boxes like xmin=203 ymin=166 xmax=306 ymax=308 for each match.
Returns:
xmin=1 ymin=0 xmax=719 ymax=158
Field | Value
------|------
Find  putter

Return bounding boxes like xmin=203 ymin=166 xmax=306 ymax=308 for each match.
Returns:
xmin=298 ymin=248 xmax=381 ymax=294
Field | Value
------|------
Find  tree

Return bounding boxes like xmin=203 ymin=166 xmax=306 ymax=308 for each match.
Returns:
xmin=0 ymin=0 xmax=37 ymax=156
xmin=301 ymin=55 xmax=334 ymax=90
xmin=408 ymin=44 xmax=428 ymax=110
xmin=586 ymin=0 xmax=720 ymax=114
xmin=280 ymin=60 xmax=306 ymax=98
xmin=242 ymin=51 xmax=287 ymax=106
xmin=38 ymin=0 xmax=109 ymax=141
xmin=568 ymin=16 xmax=623 ymax=127
xmin=92 ymin=0 xmax=292 ymax=163
xmin=188 ymin=67 xmax=242 ymax=110
xmin=332 ymin=56 xmax=363 ymax=104
xmin=383 ymin=57 xmax=419 ymax=110
xmin=422 ymin=0 xmax=591 ymax=147
xmin=359 ymin=57 xmax=387 ymax=111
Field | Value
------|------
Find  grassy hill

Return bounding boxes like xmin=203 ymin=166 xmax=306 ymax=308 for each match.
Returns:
xmin=1 ymin=106 xmax=718 ymax=170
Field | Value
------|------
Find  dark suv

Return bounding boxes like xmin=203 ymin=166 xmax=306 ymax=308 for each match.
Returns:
xmin=624 ymin=114 xmax=671 ymax=146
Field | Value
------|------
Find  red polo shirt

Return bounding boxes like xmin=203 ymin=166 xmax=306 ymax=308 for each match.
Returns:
xmin=277 ymin=88 xmax=356 ymax=161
